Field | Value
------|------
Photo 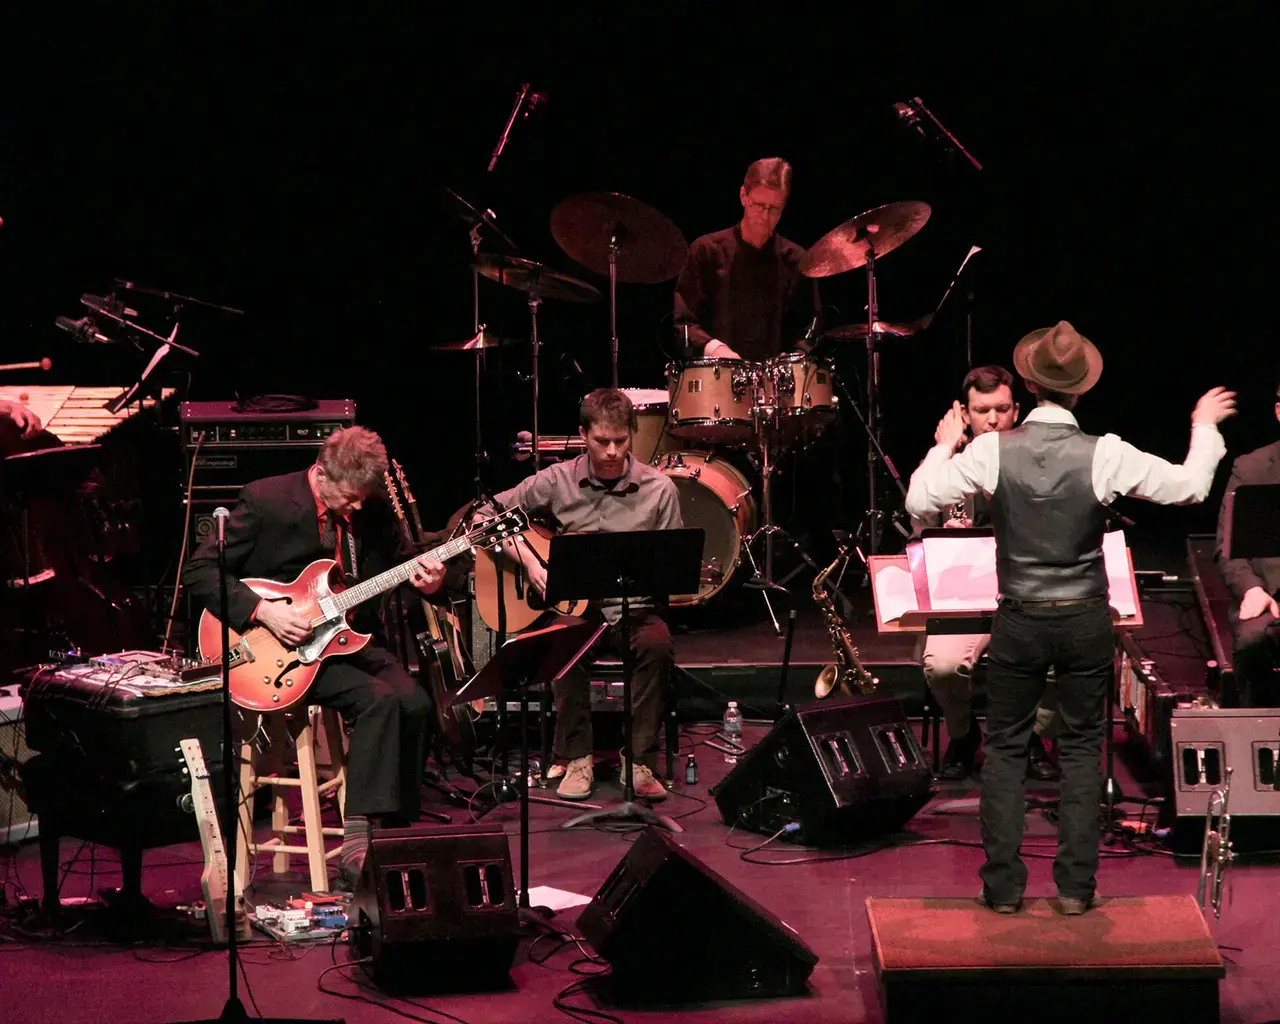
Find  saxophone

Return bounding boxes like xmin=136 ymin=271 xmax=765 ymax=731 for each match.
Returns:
xmin=813 ymin=552 xmax=879 ymax=699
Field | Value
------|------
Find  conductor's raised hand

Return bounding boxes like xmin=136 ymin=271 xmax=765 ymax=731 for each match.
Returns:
xmin=934 ymin=400 xmax=968 ymax=452
xmin=1192 ymin=387 xmax=1237 ymax=427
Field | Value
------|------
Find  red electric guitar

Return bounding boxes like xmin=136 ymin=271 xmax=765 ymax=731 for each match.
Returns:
xmin=197 ymin=506 xmax=528 ymax=712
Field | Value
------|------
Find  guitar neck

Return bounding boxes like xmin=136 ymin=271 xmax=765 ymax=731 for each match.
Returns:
xmin=331 ymin=534 xmax=471 ymax=614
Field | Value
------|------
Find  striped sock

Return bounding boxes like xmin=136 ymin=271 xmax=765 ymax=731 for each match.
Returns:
xmin=338 ymin=814 xmax=370 ymax=879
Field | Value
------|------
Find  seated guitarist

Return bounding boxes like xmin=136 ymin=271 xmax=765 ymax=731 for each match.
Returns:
xmin=477 ymin=389 xmax=683 ymax=802
xmin=182 ymin=426 xmax=447 ymax=888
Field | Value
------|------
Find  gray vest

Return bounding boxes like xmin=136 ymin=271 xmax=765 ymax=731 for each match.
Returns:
xmin=992 ymin=420 xmax=1108 ymax=600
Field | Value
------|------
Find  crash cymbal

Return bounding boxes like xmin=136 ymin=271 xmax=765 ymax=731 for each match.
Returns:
xmin=431 ymin=329 xmax=524 ymax=352
xmin=821 ymin=315 xmax=933 ymax=340
xmin=550 ymin=192 xmax=688 ymax=284
xmin=799 ymin=201 xmax=932 ymax=279
xmin=441 ymin=186 xmax=518 ymax=250
xmin=473 ymin=253 xmax=602 ymax=304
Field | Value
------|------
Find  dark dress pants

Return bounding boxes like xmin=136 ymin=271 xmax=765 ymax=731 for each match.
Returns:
xmin=553 ymin=611 xmax=673 ymax=771
xmin=309 ymin=645 xmax=433 ymax=822
xmin=979 ymin=597 xmax=1112 ymax=903
xmin=1231 ymin=607 xmax=1280 ymax=707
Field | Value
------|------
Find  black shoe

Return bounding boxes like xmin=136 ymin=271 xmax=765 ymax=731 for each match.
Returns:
xmin=1027 ymin=734 xmax=1061 ymax=782
xmin=979 ymin=890 xmax=1021 ymax=915
xmin=1057 ymin=893 xmax=1101 ymax=915
xmin=938 ymin=726 xmax=981 ymax=781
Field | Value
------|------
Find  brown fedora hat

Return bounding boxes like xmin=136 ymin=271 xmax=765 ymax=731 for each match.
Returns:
xmin=1012 ymin=320 xmax=1103 ymax=395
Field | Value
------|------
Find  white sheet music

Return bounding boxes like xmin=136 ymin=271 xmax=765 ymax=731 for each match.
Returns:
xmin=875 ymin=529 xmax=1140 ymax=619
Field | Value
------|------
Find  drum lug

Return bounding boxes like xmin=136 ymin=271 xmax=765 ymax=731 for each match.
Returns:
xmin=691 ymin=467 xmax=702 ymax=480
xmin=713 ymin=366 xmax=721 ymax=380
xmin=713 ymin=404 xmax=720 ymax=417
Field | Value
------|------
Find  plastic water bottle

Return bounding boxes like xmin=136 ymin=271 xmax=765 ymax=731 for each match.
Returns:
xmin=722 ymin=701 xmax=743 ymax=764
xmin=684 ymin=753 xmax=698 ymax=786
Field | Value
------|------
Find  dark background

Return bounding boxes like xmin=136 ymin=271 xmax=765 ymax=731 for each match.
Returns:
xmin=2 ymin=6 xmax=1276 ymax=571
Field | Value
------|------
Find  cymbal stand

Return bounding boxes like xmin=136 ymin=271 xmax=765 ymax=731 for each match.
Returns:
xmin=471 ymin=223 xmax=488 ymax=497
xmin=608 ymin=231 xmax=620 ymax=388
xmin=861 ymin=244 xmax=885 ymax=556
xmin=528 ymin=288 xmax=543 ymax=472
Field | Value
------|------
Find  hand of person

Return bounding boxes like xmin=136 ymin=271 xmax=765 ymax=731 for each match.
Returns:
xmin=525 ymin=558 xmax=548 ymax=599
xmin=256 ymin=601 xmax=313 ymax=647
xmin=703 ymin=339 xmax=741 ymax=360
xmin=943 ymin=515 xmax=973 ymax=529
xmin=1239 ymin=585 xmax=1279 ymax=622
xmin=0 ymin=400 xmax=42 ymax=439
xmin=409 ymin=555 xmax=446 ymax=595
xmin=934 ymin=400 xmax=967 ymax=452
xmin=1192 ymin=387 xmax=1238 ymax=427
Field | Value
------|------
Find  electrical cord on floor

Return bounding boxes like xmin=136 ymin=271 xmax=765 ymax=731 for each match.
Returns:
xmin=316 ymin=957 xmax=475 ymax=1024
xmin=552 ymin=974 xmax=623 ymax=1024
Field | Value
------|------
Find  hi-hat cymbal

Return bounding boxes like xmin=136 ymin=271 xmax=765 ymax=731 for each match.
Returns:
xmin=431 ymin=329 xmax=524 ymax=352
xmin=550 ymin=192 xmax=688 ymax=284
xmin=473 ymin=254 xmax=602 ymax=304
xmin=799 ymin=201 xmax=932 ymax=279
xmin=441 ymin=186 xmax=518 ymax=250
xmin=821 ymin=315 xmax=933 ymax=341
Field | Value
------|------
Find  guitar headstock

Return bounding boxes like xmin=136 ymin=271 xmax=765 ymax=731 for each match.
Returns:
xmin=384 ymin=470 xmax=408 ymax=523
xmin=179 ymin=737 xmax=210 ymax=781
xmin=393 ymin=458 xmax=416 ymax=505
xmin=469 ymin=506 xmax=530 ymax=549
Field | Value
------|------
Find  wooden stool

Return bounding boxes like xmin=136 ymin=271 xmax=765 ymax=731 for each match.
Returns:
xmin=236 ymin=706 xmax=347 ymax=893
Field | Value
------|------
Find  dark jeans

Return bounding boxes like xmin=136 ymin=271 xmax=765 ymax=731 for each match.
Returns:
xmin=1230 ymin=608 xmax=1280 ymax=707
xmin=309 ymin=645 xmax=433 ymax=822
xmin=979 ymin=597 xmax=1112 ymax=903
xmin=554 ymin=611 xmax=672 ymax=771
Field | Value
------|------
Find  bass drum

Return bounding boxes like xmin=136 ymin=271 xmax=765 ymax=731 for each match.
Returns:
xmin=657 ymin=451 xmax=757 ymax=606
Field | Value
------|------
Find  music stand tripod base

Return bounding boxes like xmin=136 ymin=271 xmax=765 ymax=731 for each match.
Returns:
xmin=541 ymin=529 xmax=706 ymax=835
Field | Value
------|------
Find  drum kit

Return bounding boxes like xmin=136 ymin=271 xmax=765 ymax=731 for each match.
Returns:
xmin=436 ymin=184 xmax=936 ymax=631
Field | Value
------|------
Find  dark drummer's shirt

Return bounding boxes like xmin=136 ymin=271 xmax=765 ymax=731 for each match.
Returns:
xmin=673 ymin=224 xmax=821 ymax=362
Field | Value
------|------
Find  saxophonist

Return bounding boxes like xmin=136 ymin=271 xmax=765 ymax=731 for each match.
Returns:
xmin=916 ymin=366 xmax=1060 ymax=782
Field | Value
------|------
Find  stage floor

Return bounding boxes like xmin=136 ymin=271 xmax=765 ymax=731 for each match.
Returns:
xmin=2 ymin=718 xmax=1278 ymax=1024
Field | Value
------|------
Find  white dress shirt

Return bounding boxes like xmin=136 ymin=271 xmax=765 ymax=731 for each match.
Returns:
xmin=905 ymin=405 xmax=1227 ymax=521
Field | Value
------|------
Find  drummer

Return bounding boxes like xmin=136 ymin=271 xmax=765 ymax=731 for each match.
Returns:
xmin=673 ymin=157 xmax=821 ymax=361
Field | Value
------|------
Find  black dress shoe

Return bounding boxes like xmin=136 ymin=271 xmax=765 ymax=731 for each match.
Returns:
xmin=1027 ymin=734 xmax=1061 ymax=782
xmin=938 ymin=726 xmax=982 ymax=781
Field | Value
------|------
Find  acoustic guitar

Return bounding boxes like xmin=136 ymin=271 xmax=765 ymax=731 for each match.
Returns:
xmin=197 ymin=506 xmax=528 ymax=712
xmin=473 ymin=523 xmax=588 ymax=634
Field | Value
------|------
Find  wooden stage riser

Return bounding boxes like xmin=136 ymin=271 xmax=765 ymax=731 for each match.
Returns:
xmin=881 ymin=980 xmax=1217 ymax=1021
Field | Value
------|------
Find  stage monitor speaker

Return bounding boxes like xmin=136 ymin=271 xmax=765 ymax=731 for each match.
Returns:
xmin=577 ymin=826 xmax=818 ymax=1002
xmin=711 ymin=694 xmax=933 ymax=845
xmin=348 ymin=822 xmax=519 ymax=991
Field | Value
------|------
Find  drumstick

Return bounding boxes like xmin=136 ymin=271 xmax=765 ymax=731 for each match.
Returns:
xmin=0 ymin=358 xmax=52 ymax=372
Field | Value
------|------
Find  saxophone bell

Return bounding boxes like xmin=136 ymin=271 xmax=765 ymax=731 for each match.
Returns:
xmin=812 ymin=549 xmax=878 ymax=699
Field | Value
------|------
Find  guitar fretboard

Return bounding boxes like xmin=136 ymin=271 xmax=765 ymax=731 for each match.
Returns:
xmin=332 ymin=534 xmax=473 ymax=613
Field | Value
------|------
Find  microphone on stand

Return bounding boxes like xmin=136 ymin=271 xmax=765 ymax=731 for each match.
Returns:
xmin=488 ymin=83 xmax=548 ymax=173
xmin=213 ymin=506 xmax=230 ymax=550
xmin=82 ymin=293 xmax=138 ymax=318
xmin=893 ymin=100 xmax=929 ymax=140
xmin=55 ymin=316 xmax=112 ymax=344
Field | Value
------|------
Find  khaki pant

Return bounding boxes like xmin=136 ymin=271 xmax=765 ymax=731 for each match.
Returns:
xmin=922 ymin=633 xmax=1059 ymax=741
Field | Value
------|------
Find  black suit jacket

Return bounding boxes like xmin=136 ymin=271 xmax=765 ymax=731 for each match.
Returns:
xmin=182 ymin=469 xmax=412 ymax=634
xmin=1214 ymin=439 xmax=1280 ymax=602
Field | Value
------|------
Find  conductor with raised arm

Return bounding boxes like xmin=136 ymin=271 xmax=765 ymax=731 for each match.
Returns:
xmin=905 ymin=321 xmax=1235 ymax=915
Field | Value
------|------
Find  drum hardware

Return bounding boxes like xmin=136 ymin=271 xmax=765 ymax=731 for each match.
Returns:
xmin=472 ymin=253 xmax=601 ymax=473
xmin=800 ymin=201 xmax=931 ymax=557
xmin=550 ymin=192 xmax=688 ymax=388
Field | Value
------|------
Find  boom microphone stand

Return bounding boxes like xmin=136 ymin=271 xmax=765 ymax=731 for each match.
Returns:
xmin=176 ymin=509 xmax=341 ymax=1023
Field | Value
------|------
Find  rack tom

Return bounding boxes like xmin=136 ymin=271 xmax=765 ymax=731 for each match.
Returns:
xmin=760 ymin=352 xmax=837 ymax=443
xmin=618 ymin=388 xmax=671 ymax=465
xmin=667 ymin=358 xmax=757 ymax=444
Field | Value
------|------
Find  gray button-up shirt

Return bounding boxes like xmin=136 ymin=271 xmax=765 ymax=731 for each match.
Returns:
xmin=490 ymin=454 xmax=683 ymax=623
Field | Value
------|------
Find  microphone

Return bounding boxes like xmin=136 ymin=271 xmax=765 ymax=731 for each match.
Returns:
xmin=82 ymin=293 xmax=138 ymax=318
xmin=213 ymin=506 xmax=230 ymax=548
xmin=488 ymin=83 xmax=546 ymax=173
xmin=55 ymin=316 xmax=112 ymax=344
xmin=894 ymin=100 xmax=928 ymax=139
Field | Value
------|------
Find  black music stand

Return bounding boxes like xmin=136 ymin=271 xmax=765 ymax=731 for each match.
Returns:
xmin=545 ymin=529 xmax=704 ymax=834
xmin=451 ymin=614 xmax=605 ymax=918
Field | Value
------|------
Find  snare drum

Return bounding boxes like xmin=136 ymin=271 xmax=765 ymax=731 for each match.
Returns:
xmin=656 ymin=450 xmax=757 ymax=606
xmin=667 ymin=358 xmax=757 ymax=444
xmin=618 ymin=388 xmax=671 ymax=465
xmin=761 ymin=352 xmax=837 ymax=442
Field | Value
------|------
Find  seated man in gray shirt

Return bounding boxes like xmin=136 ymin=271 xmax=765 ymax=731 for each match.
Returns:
xmin=478 ymin=389 xmax=683 ymax=801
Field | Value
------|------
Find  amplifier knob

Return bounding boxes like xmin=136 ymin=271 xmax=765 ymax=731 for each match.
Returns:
xmin=263 ymin=675 xmax=270 ymax=683
xmin=272 ymin=694 xmax=280 ymax=703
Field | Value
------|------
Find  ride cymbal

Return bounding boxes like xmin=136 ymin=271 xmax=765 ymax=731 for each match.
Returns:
xmin=550 ymin=191 xmax=688 ymax=284
xmin=799 ymin=201 xmax=932 ymax=279
xmin=473 ymin=254 xmax=602 ymax=304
